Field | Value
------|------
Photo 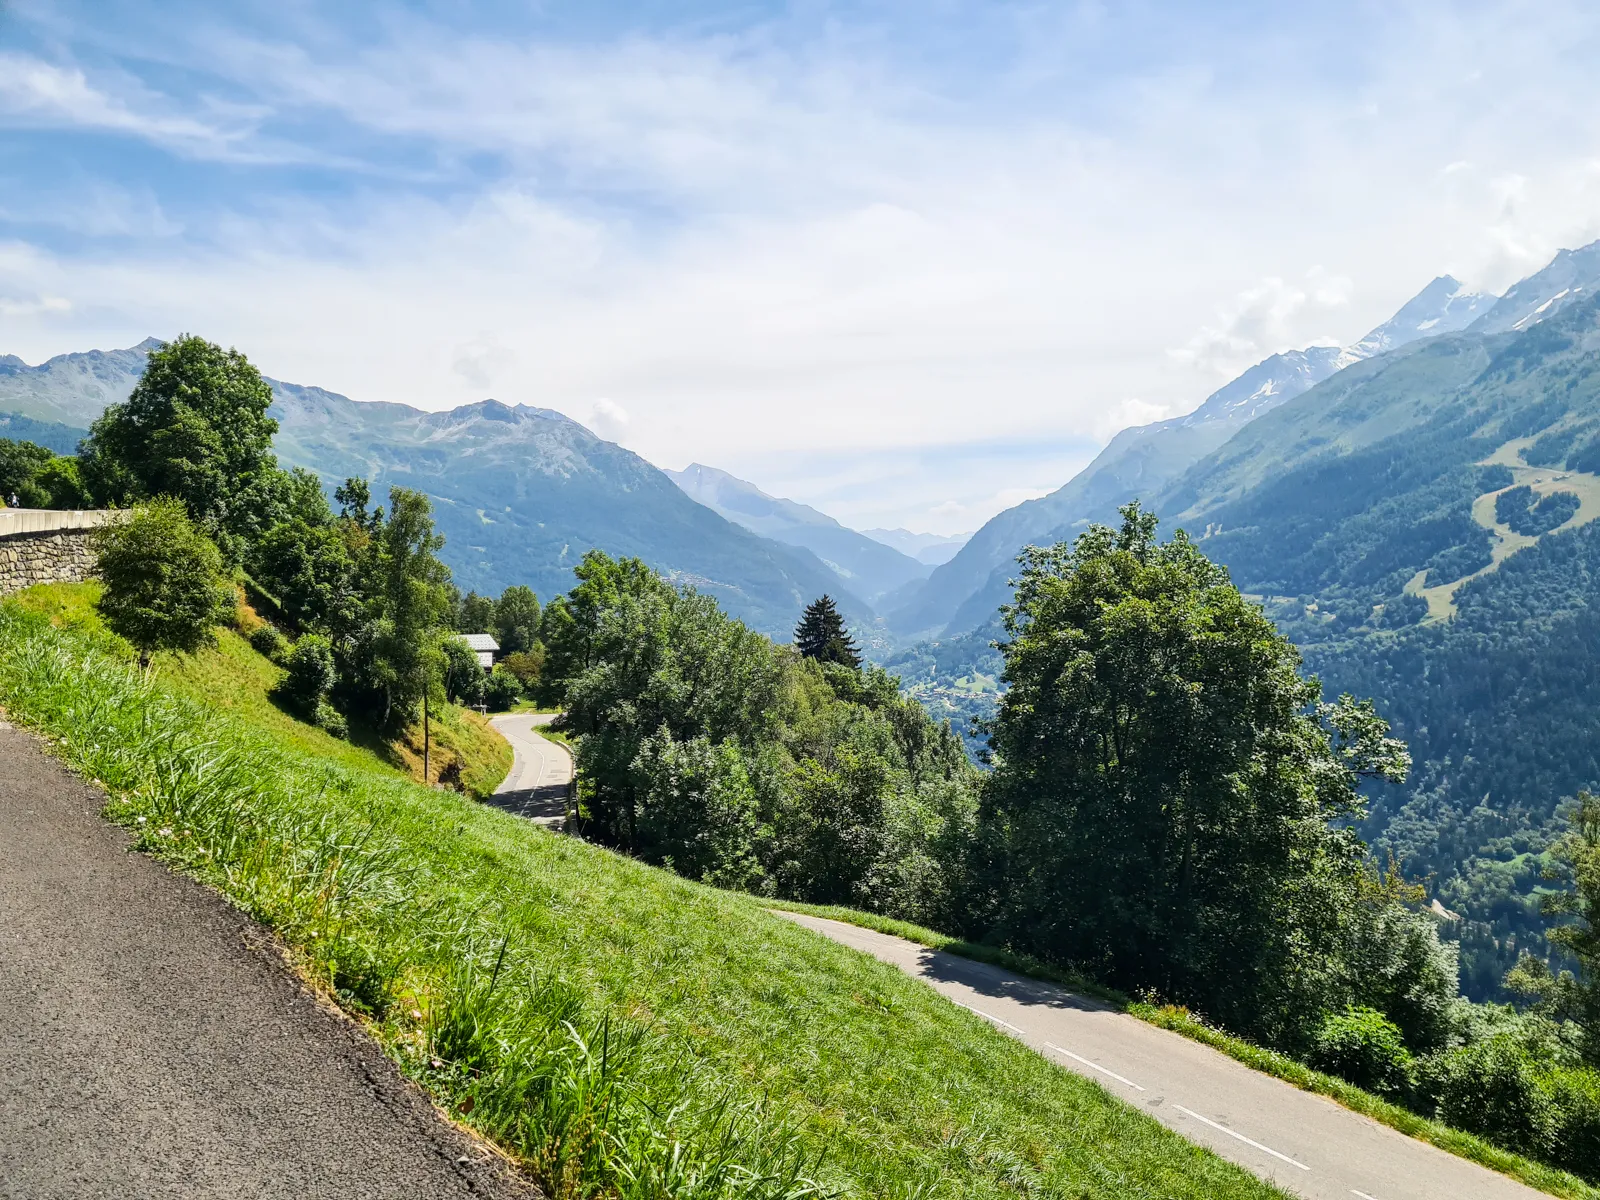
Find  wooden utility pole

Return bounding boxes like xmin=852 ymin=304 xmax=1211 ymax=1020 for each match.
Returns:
xmin=423 ymin=686 xmax=431 ymax=783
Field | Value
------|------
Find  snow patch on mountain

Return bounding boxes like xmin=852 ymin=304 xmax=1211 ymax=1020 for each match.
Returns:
xmin=1474 ymin=241 xmax=1600 ymax=336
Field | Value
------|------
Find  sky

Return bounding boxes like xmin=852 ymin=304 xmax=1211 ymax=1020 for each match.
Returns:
xmin=3 ymin=2 xmax=1600 ymax=534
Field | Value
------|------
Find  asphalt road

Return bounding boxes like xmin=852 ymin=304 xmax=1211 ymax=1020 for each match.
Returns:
xmin=486 ymin=712 xmax=572 ymax=827
xmin=776 ymin=910 xmax=1549 ymax=1200
xmin=0 ymin=719 xmax=539 ymax=1200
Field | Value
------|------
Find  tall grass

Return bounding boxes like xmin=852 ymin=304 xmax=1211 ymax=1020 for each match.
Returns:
xmin=0 ymin=604 xmax=818 ymax=1199
xmin=10 ymin=582 xmax=513 ymax=797
xmin=0 ymin=602 xmax=1288 ymax=1199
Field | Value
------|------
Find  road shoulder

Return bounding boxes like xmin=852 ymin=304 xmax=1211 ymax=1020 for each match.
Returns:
xmin=0 ymin=720 xmax=539 ymax=1200
xmin=775 ymin=909 xmax=1550 ymax=1200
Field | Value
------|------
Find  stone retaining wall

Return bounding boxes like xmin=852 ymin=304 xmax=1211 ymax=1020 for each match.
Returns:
xmin=0 ymin=510 xmax=121 ymax=595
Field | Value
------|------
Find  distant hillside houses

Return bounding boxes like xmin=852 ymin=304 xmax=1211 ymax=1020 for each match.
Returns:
xmin=459 ymin=632 xmax=498 ymax=670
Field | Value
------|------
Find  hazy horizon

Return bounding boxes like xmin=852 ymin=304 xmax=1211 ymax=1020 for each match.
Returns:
xmin=5 ymin=1 xmax=1600 ymax=533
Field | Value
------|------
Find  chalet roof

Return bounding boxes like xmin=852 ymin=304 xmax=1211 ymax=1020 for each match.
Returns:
xmin=459 ymin=633 xmax=499 ymax=652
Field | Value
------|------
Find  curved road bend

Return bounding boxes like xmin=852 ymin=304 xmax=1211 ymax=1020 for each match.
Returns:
xmin=487 ymin=712 xmax=573 ymax=828
xmin=775 ymin=911 xmax=1547 ymax=1200
xmin=0 ymin=719 xmax=538 ymax=1200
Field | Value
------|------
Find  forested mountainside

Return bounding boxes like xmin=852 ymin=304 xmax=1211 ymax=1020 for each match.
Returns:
xmin=882 ymin=624 xmax=1002 ymax=757
xmin=268 ymin=385 xmax=868 ymax=635
xmin=0 ymin=412 xmax=84 ymax=457
xmin=889 ymin=274 xmax=1495 ymax=639
xmin=1169 ymin=294 xmax=1600 ymax=998
xmin=900 ymin=288 xmax=1600 ymax=999
xmin=0 ymin=347 xmax=865 ymax=638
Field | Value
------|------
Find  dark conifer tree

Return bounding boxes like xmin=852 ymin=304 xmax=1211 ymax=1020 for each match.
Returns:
xmin=794 ymin=595 xmax=861 ymax=668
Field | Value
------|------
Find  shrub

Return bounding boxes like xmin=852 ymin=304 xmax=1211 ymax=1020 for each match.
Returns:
xmin=631 ymin=729 xmax=762 ymax=887
xmin=94 ymin=498 xmax=233 ymax=667
xmin=1347 ymin=902 xmax=1460 ymax=1056
xmin=276 ymin=633 xmax=337 ymax=719
xmin=501 ymin=646 xmax=545 ymax=689
xmin=312 ymin=699 xmax=348 ymax=739
xmin=1434 ymin=1036 xmax=1555 ymax=1157
xmin=1548 ymin=1066 xmax=1600 ymax=1180
xmin=1308 ymin=1006 xmax=1414 ymax=1097
xmin=249 ymin=622 xmax=290 ymax=664
xmin=484 ymin=664 xmax=522 ymax=712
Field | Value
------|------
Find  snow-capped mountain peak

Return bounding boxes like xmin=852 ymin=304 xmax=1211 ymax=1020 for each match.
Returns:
xmin=1346 ymin=275 xmax=1493 ymax=358
xmin=1473 ymin=240 xmax=1600 ymax=335
xmin=1177 ymin=274 xmax=1498 ymax=431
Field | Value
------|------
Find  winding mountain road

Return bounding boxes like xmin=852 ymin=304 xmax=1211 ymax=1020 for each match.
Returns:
xmin=0 ymin=719 xmax=537 ymax=1200
xmin=484 ymin=722 xmax=1547 ymax=1197
xmin=487 ymin=712 xmax=572 ymax=827
xmin=776 ymin=911 xmax=1548 ymax=1200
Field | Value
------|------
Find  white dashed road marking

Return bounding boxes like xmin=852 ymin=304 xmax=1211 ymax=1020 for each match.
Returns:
xmin=952 ymin=999 xmax=1027 ymax=1036
xmin=1045 ymin=1043 xmax=1146 ymax=1091
xmin=1174 ymin=1105 xmax=1310 ymax=1171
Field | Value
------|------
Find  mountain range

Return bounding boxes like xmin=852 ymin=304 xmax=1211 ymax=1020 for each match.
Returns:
xmin=0 ymin=353 xmax=870 ymax=638
xmin=14 ymin=234 xmax=1600 ymax=1001
xmin=861 ymin=528 xmax=971 ymax=566
xmin=886 ymin=237 xmax=1600 ymax=999
xmin=889 ymin=274 xmax=1497 ymax=637
xmin=665 ymin=463 xmax=930 ymax=602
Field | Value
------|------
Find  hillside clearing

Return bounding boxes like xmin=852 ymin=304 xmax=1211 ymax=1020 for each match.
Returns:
xmin=1405 ymin=438 xmax=1600 ymax=620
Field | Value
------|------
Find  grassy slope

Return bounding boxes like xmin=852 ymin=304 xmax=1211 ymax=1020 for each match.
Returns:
xmin=0 ymin=596 xmax=1286 ymax=1200
xmin=11 ymin=582 xmax=511 ymax=798
xmin=765 ymin=901 xmax=1599 ymax=1200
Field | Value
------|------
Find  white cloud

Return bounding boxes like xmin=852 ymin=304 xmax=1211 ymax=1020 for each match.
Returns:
xmin=587 ymin=398 xmax=631 ymax=443
xmin=922 ymin=487 xmax=1054 ymax=536
xmin=8 ymin=2 xmax=1600 ymax=529
xmin=1170 ymin=268 xmax=1353 ymax=380
xmin=0 ymin=53 xmax=241 ymax=155
xmin=1092 ymin=398 xmax=1182 ymax=441
xmin=0 ymin=294 xmax=71 ymax=318
xmin=451 ymin=337 xmax=514 ymax=390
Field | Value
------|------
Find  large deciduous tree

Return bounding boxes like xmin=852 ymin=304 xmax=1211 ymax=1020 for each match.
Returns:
xmin=346 ymin=487 xmax=454 ymax=730
xmin=455 ymin=591 xmax=496 ymax=634
xmin=974 ymin=502 xmax=1409 ymax=1044
xmin=493 ymin=584 xmax=541 ymax=654
xmin=249 ymin=517 xmax=357 ymax=635
xmin=539 ymin=551 xmax=672 ymax=702
xmin=80 ymin=336 xmax=281 ymax=561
